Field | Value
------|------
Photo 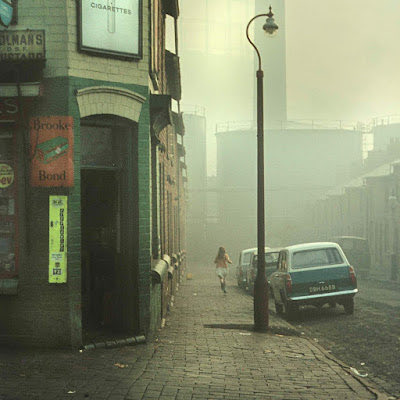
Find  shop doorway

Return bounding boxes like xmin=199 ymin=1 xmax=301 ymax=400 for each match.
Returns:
xmin=80 ymin=115 xmax=140 ymax=341
xmin=81 ymin=168 xmax=119 ymax=333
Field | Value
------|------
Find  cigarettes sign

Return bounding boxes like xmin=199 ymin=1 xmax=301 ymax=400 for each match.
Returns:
xmin=80 ymin=0 xmax=141 ymax=58
xmin=49 ymin=196 xmax=67 ymax=283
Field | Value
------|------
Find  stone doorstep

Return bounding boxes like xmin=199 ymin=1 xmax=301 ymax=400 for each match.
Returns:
xmin=82 ymin=335 xmax=146 ymax=351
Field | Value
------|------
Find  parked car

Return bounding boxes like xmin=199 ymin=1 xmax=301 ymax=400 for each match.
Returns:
xmin=269 ymin=242 xmax=358 ymax=320
xmin=236 ymin=247 xmax=269 ymax=288
xmin=247 ymin=248 xmax=282 ymax=293
xmin=330 ymin=236 xmax=371 ymax=278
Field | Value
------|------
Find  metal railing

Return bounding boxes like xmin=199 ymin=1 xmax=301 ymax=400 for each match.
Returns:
xmin=180 ymin=104 xmax=206 ymax=117
xmin=371 ymin=115 xmax=400 ymax=127
xmin=215 ymin=119 xmax=368 ymax=133
xmin=215 ymin=116 xmax=400 ymax=134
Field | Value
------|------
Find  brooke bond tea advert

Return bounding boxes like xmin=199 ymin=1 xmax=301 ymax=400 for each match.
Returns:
xmin=30 ymin=116 xmax=74 ymax=187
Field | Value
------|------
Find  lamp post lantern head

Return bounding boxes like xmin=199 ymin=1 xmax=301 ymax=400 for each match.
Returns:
xmin=263 ymin=6 xmax=279 ymax=35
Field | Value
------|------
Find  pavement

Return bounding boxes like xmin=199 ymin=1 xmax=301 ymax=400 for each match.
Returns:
xmin=0 ymin=262 xmax=395 ymax=400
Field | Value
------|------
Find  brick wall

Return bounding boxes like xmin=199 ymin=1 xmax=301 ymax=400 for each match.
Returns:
xmin=0 ymin=0 xmax=186 ymax=346
xmin=16 ymin=0 xmax=149 ymax=85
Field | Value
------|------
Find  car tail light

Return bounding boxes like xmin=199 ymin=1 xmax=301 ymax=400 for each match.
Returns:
xmin=349 ymin=266 xmax=357 ymax=286
xmin=285 ymin=274 xmax=292 ymax=293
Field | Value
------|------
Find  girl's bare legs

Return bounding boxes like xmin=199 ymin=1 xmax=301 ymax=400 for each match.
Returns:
xmin=219 ymin=276 xmax=226 ymax=293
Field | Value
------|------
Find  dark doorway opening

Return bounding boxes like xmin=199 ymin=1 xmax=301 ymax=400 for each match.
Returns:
xmin=81 ymin=169 xmax=119 ymax=336
xmin=80 ymin=115 xmax=140 ymax=343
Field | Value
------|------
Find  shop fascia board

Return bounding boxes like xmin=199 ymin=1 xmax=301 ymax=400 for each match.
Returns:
xmin=0 ymin=82 xmax=41 ymax=97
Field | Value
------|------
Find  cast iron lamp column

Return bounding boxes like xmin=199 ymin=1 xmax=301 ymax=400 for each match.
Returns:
xmin=246 ymin=6 xmax=278 ymax=332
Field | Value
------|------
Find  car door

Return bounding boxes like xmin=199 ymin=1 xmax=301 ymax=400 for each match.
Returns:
xmin=237 ymin=252 xmax=242 ymax=279
xmin=270 ymin=250 xmax=286 ymax=304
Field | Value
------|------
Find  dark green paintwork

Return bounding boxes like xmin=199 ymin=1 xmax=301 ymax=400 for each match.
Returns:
xmin=290 ymin=265 xmax=356 ymax=298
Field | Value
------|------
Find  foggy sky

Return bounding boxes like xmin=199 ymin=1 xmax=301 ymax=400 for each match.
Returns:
xmin=179 ymin=0 xmax=400 ymax=175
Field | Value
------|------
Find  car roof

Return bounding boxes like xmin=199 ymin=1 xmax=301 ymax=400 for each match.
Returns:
xmin=283 ymin=242 xmax=341 ymax=253
xmin=241 ymin=247 xmax=270 ymax=255
xmin=331 ymin=236 xmax=367 ymax=241
xmin=252 ymin=247 xmax=282 ymax=255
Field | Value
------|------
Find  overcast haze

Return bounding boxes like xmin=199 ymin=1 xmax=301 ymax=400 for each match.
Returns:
xmin=179 ymin=0 xmax=400 ymax=175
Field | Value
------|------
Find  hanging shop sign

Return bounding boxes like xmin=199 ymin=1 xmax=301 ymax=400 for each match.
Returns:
xmin=0 ymin=29 xmax=45 ymax=61
xmin=30 ymin=116 xmax=74 ymax=187
xmin=0 ymin=0 xmax=13 ymax=27
xmin=79 ymin=0 xmax=142 ymax=59
xmin=49 ymin=195 xmax=67 ymax=283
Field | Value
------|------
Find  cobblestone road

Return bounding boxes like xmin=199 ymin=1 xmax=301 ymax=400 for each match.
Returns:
xmin=289 ymin=277 xmax=400 ymax=398
xmin=0 ymin=263 xmax=391 ymax=400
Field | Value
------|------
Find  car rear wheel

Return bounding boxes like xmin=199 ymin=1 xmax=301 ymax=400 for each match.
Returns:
xmin=343 ymin=297 xmax=354 ymax=315
xmin=284 ymin=301 xmax=299 ymax=321
xmin=246 ymin=273 xmax=254 ymax=294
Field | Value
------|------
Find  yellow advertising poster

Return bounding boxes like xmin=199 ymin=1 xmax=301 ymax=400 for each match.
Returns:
xmin=49 ymin=196 xmax=67 ymax=283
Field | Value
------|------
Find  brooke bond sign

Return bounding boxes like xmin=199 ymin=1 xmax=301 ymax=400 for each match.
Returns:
xmin=30 ymin=117 xmax=74 ymax=187
xmin=0 ymin=29 xmax=45 ymax=61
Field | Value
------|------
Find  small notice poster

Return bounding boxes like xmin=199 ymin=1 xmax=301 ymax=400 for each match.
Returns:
xmin=0 ymin=163 xmax=14 ymax=188
xmin=30 ymin=116 xmax=74 ymax=187
xmin=49 ymin=196 xmax=67 ymax=283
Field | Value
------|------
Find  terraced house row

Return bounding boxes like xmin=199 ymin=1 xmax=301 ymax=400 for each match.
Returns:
xmin=0 ymin=0 xmax=186 ymax=348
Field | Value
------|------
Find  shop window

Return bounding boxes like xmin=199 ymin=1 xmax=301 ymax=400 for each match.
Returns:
xmin=0 ymin=128 xmax=17 ymax=278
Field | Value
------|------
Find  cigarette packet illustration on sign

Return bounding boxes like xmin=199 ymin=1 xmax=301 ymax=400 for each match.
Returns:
xmin=108 ymin=0 xmax=116 ymax=33
xmin=35 ymin=136 xmax=69 ymax=164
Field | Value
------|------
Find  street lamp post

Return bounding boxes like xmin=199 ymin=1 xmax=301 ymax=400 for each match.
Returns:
xmin=246 ymin=6 xmax=278 ymax=332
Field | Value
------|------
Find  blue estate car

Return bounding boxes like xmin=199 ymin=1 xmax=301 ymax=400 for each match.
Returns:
xmin=269 ymin=242 xmax=358 ymax=319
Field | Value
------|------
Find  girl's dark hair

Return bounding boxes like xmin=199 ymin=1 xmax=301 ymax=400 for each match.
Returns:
xmin=215 ymin=246 xmax=226 ymax=260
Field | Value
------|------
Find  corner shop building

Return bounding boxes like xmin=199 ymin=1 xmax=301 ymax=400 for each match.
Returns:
xmin=0 ymin=1 xmax=156 ymax=347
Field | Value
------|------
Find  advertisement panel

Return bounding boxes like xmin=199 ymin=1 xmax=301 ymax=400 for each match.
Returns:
xmin=0 ymin=98 xmax=18 ymax=122
xmin=49 ymin=196 xmax=67 ymax=283
xmin=0 ymin=29 xmax=45 ymax=61
xmin=80 ymin=0 xmax=142 ymax=58
xmin=30 ymin=116 xmax=74 ymax=187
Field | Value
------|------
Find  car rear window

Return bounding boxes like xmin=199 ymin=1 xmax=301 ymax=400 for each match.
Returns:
xmin=265 ymin=252 xmax=279 ymax=265
xmin=292 ymin=248 xmax=344 ymax=269
xmin=242 ymin=252 xmax=253 ymax=264
xmin=252 ymin=252 xmax=279 ymax=266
